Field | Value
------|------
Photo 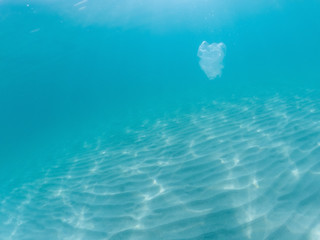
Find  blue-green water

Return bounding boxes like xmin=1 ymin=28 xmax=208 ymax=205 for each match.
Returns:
xmin=1 ymin=1 xmax=320 ymax=239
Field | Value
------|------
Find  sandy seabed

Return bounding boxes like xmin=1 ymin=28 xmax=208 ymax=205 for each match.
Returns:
xmin=1 ymin=92 xmax=320 ymax=240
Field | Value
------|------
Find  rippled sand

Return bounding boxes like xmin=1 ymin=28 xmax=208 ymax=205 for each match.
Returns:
xmin=2 ymin=93 xmax=320 ymax=239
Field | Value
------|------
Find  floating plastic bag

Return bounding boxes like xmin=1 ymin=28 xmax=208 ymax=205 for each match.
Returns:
xmin=198 ymin=41 xmax=226 ymax=80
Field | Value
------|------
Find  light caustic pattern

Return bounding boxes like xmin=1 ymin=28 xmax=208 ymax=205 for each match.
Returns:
xmin=1 ymin=93 xmax=320 ymax=239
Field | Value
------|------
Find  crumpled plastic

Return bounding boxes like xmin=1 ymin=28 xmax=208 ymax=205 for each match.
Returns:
xmin=198 ymin=41 xmax=226 ymax=80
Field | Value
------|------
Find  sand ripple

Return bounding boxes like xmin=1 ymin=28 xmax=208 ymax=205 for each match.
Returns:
xmin=1 ymin=93 xmax=320 ymax=239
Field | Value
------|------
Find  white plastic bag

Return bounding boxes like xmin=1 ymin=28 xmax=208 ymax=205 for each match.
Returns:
xmin=198 ymin=41 xmax=226 ymax=80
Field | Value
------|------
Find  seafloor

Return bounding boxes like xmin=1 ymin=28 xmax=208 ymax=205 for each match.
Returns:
xmin=2 ymin=91 xmax=320 ymax=240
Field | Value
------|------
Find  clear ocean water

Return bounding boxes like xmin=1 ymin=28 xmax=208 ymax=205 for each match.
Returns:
xmin=1 ymin=0 xmax=320 ymax=239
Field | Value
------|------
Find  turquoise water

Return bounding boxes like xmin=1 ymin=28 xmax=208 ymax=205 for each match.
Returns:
xmin=1 ymin=1 xmax=320 ymax=239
